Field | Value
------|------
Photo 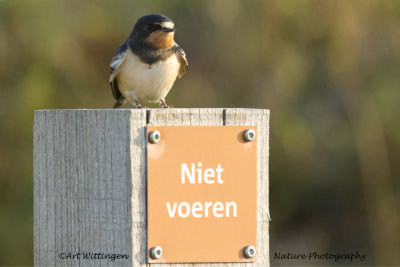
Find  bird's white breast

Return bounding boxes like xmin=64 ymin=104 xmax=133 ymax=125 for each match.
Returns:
xmin=117 ymin=50 xmax=180 ymax=104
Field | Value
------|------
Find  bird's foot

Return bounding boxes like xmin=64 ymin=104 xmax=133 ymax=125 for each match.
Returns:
xmin=160 ymin=99 xmax=171 ymax=108
xmin=135 ymin=101 xmax=147 ymax=109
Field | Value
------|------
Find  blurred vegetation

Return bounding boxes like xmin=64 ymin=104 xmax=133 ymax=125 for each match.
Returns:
xmin=1 ymin=0 xmax=400 ymax=265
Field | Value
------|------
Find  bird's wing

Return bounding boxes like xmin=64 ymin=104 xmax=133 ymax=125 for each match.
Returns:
xmin=175 ymin=44 xmax=188 ymax=78
xmin=109 ymin=39 xmax=129 ymax=82
xmin=109 ymin=39 xmax=129 ymax=101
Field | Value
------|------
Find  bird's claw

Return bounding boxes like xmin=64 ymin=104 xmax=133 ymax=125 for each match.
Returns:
xmin=135 ymin=101 xmax=147 ymax=109
xmin=160 ymin=99 xmax=170 ymax=108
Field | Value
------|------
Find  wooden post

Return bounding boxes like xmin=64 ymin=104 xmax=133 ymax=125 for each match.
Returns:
xmin=34 ymin=108 xmax=270 ymax=266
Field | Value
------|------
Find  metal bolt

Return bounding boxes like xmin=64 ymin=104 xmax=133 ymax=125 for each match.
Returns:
xmin=243 ymin=129 xmax=256 ymax=142
xmin=150 ymin=246 xmax=162 ymax=259
xmin=149 ymin=130 xmax=161 ymax=144
xmin=244 ymin=245 xmax=256 ymax=258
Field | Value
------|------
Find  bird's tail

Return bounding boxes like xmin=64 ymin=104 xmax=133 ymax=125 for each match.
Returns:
xmin=113 ymin=98 xmax=127 ymax=109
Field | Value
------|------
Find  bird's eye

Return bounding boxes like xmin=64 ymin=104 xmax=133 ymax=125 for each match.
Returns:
xmin=145 ymin=24 xmax=161 ymax=32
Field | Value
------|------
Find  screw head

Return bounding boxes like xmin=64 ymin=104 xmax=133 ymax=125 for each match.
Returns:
xmin=243 ymin=129 xmax=256 ymax=142
xmin=244 ymin=245 xmax=256 ymax=258
xmin=149 ymin=130 xmax=161 ymax=144
xmin=150 ymin=246 xmax=162 ymax=259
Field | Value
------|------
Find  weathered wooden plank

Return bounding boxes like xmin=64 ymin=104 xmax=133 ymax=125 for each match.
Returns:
xmin=34 ymin=109 xmax=146 ymax=266
xmin=129 ymin=110 xmax=148 ymax=267
xmin=34 ymin=108 xmax=269 ymax=267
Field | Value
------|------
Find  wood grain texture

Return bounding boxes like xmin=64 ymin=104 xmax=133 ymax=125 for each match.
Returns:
xmin=34 ymin=108 xmax=269 ymax=267
xmin=34 ymin=109 xmax=145 ymax=266
xmin=129 ymin=110 xmax=148 ymax=267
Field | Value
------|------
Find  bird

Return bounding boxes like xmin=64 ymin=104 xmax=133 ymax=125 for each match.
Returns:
xmin=109 ymin=14 xmax=188 ymax=108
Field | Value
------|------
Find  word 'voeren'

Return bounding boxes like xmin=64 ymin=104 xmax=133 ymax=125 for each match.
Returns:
xmin=165 ymin=162 xmax=238 ymax=218
xmin=166 ymin=201 xmax=237 ymax=218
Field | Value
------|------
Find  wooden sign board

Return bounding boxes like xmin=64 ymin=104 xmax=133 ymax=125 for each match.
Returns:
xmin=147 ymin=126 xmax=257 ymax=263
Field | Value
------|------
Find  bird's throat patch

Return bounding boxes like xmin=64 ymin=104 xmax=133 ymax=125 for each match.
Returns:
xmin=146 ymin=32 xmax=175 ymax=49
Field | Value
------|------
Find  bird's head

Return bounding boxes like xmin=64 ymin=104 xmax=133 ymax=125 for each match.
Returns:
xmin=131 ymin=14 xmax=176 ymax=49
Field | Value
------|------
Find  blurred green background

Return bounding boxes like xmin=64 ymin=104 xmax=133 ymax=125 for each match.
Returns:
xmin=1 ymin=0 xmax=399 ymax=265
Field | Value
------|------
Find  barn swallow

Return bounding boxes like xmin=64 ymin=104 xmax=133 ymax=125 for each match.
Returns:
xmin=109 ymin=14 xmax=188 ymax=108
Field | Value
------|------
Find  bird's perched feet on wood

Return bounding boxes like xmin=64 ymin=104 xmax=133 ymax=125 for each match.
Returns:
xmin=160 ymin=99 xmax=171 ymax=108
xmin=135 ymin=100 xmax=146 ymax=109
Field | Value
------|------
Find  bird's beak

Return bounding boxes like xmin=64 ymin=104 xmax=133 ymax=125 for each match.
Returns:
xmin=162 ymin=28 xmax=175 ymax=33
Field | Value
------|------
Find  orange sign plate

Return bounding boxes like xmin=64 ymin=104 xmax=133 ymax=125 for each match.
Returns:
xmin=147 ymin=126 xmax=257 ymax=263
